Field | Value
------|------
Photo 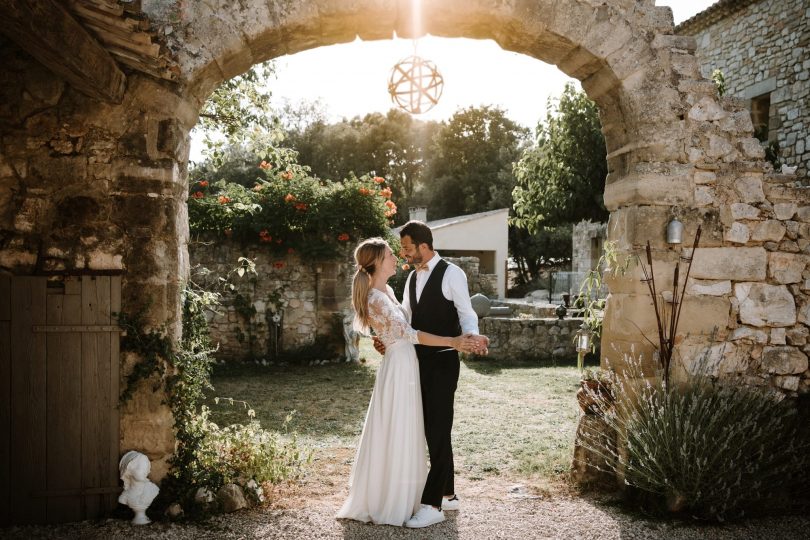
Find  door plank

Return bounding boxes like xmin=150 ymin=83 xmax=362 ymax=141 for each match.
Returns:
xmin=1 ymin=274 xmax=9 ymax=525
xmin=0 ymin=275 xmax=9 ymax=320
xmin=108 ymin=276 xmax=121 ymax=512
xmin=10 ymin=277 xmax=47 ymax=524
xmin=92 ymin=276 xmax=113 ymax=515
xmin=45 ymin=291 xmax=83 ymax=523
xmin=81 ymin=277 xmax=102 ymax=518
xmin=0 ymin=317 xmax=9 ymax=527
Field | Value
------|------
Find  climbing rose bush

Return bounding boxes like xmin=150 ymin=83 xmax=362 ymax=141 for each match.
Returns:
xmin=188 ymin=158 xmax=396 ymax=259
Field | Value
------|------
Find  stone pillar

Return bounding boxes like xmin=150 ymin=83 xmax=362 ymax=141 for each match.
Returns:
xmin=0 ymin=41 xmax=195 ymax=479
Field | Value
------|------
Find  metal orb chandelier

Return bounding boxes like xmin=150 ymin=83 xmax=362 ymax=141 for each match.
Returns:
xmin=388 ymin=55 xmax=444 ymax=114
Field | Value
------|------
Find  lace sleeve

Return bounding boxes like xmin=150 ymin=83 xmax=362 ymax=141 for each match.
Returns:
xmin=368 ymin=290 xmax=420 ymax=345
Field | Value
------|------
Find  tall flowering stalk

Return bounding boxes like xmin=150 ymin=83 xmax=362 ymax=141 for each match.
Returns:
xmin=637 ymin=226 xmax=701 ymax=388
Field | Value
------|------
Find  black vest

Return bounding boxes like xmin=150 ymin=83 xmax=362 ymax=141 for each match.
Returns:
xmin=409 ymin=259 xmax=461 ymax=356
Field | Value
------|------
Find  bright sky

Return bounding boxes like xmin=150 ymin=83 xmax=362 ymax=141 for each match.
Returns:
xmin=191 ymin=1 xmax=715 ymax=160
xmin=266 ymin=1 xmax=715 ymax=127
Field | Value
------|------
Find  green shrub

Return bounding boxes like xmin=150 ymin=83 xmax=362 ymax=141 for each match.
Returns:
xmin=578 ymin=358 xmax=810 ymax=521
xmin=183 ymin=404 xmax=309 ymax=497
xmin=188 ymin=154 xmax=397 ymax=259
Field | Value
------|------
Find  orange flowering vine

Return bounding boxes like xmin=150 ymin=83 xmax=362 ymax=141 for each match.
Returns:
xmin=273 ymin=261 xmax=285 ymax=269
xmin=252 ymin=183 xmax=264 ymax=192
xmin=281 ymin=170 xmax=294 ymax=180
xmin=373 ymin=176 xmax=385 ymax=184
xmin=284 ymin=193 xmax=296 ymax=203
xmin=294 ymin=202 xmax=308 ymax=211
xmin=337 ymin=233 xmax=350 ymax=241
xmin=259 ymin=161 xmax=272 ymax=170
xmin=358 ymin=187 xmax=371 ymax=195
xmin=384 ymin=200 xmax=396 ymax=209
xmin=218 ymin=195 xmax=231 ymax=204
xmin=259 ymin=230 xmax=272 ymax=243
xmin=379 ymin=187 xmax=392 ymax=199
xmin=191 ymin=191 xmax=204 ymax=199
xmin=198 ymin=180 xmax=209 ymax=188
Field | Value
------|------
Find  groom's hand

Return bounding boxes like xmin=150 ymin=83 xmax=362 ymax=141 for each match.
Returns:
xmin=471 ymin=334 xmax=489 ymax=356
xmin=372 ymin=336 xmax=386 ymax=355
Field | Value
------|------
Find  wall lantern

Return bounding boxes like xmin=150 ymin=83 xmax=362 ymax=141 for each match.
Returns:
xmin=575 ymin=321 xmax=592 ymax=353
xmin=575 ymin=321 xmax=592 ymax=371
xmin=667 ymin=217 xmax=684 ymax=244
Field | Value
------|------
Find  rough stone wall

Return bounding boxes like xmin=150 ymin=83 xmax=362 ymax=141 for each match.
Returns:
xmin=188 ymin=245 xmax=496 ymax=362
xmin=678 ymin=0 xmax=810 ymax=176
xmin=479 ymin=316 xmax=583 ymax=361
xmin=189 ymin=241 xmax=352 ymax=361
xmin=0 ymin=38 xmax=196 ymax=478
xmin=447 ymin=256 xmax=497 ymax=297
xmin=572 ymin=220 xmax=608 ymax=274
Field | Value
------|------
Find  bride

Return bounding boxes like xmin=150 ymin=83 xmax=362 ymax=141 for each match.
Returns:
xmin=336 ymin=237 xmax=476 ymax=527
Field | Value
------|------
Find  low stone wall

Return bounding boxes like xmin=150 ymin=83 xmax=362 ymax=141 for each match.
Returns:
xmin=479 ymin=316 xmax=584 ymax=361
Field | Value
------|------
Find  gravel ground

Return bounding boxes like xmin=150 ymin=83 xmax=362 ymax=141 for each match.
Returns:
xmin=3 ymin=475 xmax=808 ymax=540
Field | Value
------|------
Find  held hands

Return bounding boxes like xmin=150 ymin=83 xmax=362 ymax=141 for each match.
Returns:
xmin=372 ymin=335 xmax=386 ymax=355
xmin=454 ymin=334 xmax=489 ymax=355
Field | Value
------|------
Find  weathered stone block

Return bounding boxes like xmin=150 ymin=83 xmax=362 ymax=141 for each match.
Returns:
xmin=751 ymin=220 xmax=787 ymax=243
xmin=762 ymin=346 xmax=808 ymax=375
xmin=731 ymin=203 xmax=760 ymax=220
xmin=768 ymin=253 xmax=809 ymax=284
xmin=775 ymin=203 xmax=798 ymax=220
xmin=735 ymin=282 xmax=797 ymax=327
xmin=734 ymin=174 xmax=766 ymax=203
xmin=771 ymin=328 xmax=787 ymax=345
xmin=687 ymin=96 xmax=727 ymax=122
xmin=687 ymin=279 xmax=731 ymax=296
xmin=690 ymin=247 xmax=767 ymax=280
xmin=725 ymin=222 xmax=750 ymax=244
xmin=730 ymin=326 xmax=769 ymax=343
xmin=773 ymin=375 xmax=800 ymax=391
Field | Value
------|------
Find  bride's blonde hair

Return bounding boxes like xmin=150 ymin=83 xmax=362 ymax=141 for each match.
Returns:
xmin=351 ymin=237 xmax=388 ymax=333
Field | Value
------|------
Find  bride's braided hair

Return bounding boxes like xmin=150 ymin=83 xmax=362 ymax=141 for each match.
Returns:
xmin=351 ymin=237 xmax=388 ymax=333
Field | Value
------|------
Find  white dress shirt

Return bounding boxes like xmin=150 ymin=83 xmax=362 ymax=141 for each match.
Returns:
xmin=401 ymin=252 xmax=480 ymax=335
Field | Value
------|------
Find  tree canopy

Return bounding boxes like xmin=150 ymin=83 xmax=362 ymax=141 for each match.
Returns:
xmin=418 ymin=106 xmax=529 ymax=220
xmin=511 ymin=83 xmax=608 ymax=233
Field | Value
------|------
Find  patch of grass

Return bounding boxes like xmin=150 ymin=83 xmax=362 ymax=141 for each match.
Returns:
xmin=208 ymin=338 xmax=587 ymax=489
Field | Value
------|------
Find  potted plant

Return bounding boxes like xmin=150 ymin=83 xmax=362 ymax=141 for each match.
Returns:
xmin=577 ymin=368 xmax=615 ymax=415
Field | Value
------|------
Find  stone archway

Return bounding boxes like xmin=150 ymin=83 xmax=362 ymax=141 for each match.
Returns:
xmin=1 ymin=0 xmax=806 ymax=490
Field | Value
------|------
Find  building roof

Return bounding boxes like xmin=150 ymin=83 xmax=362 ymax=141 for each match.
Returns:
xmin=394 ymin=208 xmax=509 ymax=233
xmin=675 ymin=0 xmax=763 ymax=36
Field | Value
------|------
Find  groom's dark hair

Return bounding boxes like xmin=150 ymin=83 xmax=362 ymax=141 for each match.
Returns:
xmin=400 ymin=220 xmax=433 ymax=249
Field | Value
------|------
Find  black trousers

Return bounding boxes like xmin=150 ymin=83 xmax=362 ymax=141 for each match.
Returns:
xmin=417 ymin=349 xmax=460 ymax=508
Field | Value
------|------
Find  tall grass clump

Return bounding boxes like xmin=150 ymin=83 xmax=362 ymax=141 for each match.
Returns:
xmin=577 ymin=355 xmax=810 ymax=521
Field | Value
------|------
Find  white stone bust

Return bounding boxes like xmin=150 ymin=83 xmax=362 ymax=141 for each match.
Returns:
xmin=118 ymin=451 xmax=159 ymax=525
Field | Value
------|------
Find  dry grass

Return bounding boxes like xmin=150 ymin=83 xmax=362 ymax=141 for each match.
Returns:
xmin=208 ymin=338 xmax=593 ymax=497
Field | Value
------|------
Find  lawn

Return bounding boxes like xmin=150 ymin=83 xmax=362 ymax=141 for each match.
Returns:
xmin=207 ymin=338 xmax=591 ymax=493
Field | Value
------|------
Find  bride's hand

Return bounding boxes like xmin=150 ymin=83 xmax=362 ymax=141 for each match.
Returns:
xmin=451 ymin=334 xmax=476 ymax=352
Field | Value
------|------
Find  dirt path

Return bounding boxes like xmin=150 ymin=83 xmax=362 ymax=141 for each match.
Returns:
xmin=3 ymin=448 xmax=808 ymax=540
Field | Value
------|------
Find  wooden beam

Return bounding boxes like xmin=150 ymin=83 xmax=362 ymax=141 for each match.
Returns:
xmin=0 ymin=0 xmax=126 ymax=103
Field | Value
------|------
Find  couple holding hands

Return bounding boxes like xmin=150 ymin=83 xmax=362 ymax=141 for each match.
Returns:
xmin=337 ymin=220 xmax=489 ymax=528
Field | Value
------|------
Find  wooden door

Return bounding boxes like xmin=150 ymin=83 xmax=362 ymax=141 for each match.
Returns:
xmin=0 ymin=275 xmax=121 ymax=525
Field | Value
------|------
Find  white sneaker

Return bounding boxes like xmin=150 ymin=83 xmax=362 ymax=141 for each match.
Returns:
xmin=405 ymin=504 xmax=445 ymax=528
xmin=442 ymin=495 xmax=460 ymax=511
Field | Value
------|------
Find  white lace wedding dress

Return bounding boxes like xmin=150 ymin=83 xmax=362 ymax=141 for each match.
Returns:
xmin=336 ymin=286 xmax=428 ymax=526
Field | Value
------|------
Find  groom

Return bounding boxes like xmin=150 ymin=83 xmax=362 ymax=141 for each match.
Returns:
xmin=377 ymin=220 xmax=489 ymax=528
